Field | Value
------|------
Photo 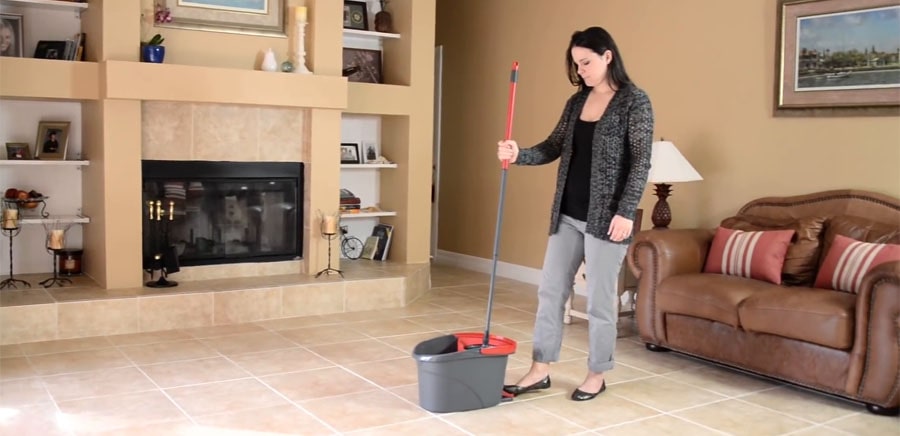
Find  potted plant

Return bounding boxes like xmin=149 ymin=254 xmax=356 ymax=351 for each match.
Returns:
xmin=141 ymin=33 xmax=166 ymax=63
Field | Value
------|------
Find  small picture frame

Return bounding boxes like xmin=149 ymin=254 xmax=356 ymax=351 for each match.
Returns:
xmin=35 ymin=121 xmax=70 ymax=160
xmin=342 ymin=48 xmax=383 ymax=84
xmin=343 ymin=1 xmax=369 ymax=30
xmin=34 ymin=40 xmax=68 ymax=60
xmin=5 ymin=142 xmax=30 ymax=160
xmin=340 ymin=143 xmax=360 ymax=164
xmin=0 ymin=13 xmax=24 ymax=58
xmin=362 ymin=142 xmax=379 ymax=164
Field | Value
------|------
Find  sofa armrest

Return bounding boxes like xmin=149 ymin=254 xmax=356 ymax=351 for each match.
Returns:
xmin=849 ymin=260 xmax=900 ymax=409
xmin=626 ymin=228 xmax=715 ymax=344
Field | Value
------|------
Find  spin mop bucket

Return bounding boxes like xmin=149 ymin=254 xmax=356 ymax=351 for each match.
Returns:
xmin=412 ymin=62 xmax=521 ymax=413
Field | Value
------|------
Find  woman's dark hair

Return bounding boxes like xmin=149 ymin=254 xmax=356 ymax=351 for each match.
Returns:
xmin=566 ymin=26 xmax=632 ymax=91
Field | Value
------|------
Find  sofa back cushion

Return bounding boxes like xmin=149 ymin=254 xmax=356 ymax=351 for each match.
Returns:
xmin=703 ymin=227 xmax=795 ymax=284
xmin=720 ymin=215 xmax=827 ymax=286
xmin=814 ymin=234 xmax=900 ymax=293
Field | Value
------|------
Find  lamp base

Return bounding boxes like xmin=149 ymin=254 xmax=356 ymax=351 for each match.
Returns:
xmin=651 ymin=183 xmax=672 ymax=229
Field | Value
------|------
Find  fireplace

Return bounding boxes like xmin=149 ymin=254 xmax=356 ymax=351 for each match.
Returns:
xmin=142 ymin=160 xmax=304 ymax=267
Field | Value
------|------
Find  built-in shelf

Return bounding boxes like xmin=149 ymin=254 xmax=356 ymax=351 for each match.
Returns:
xmin=343 ymin=28 xmax=401 ymax=39
xmin=0 ymin=58 xmax=99 ymax=100
xmin=340 ymin=211 xmax=397 ymax=219
xmin=103 ymin=61 xmax=348 ymax=109
xmin=340 ymin=163 xmax=398 ymax=169
xmin=19 ymin=215 xmax=90 ymax=225
xmin=346 ymin=82 xmax=413 ymax=115
xmin=0 ymin=160 xmax=89 ymax=166
xmin=0 ymin=0 xmax=88 ymax=10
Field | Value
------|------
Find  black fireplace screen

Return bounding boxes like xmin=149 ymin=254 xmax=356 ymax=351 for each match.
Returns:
xmin=142 ymin=161 xmax=304 ymax=267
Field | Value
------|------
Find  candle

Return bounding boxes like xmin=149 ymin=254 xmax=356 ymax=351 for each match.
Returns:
xmin=49 ymin=229 xmax=65 ymax=250
xmin=324 ymin=215 xmax=337 ymax=234
xmin=294 ymin=6 xmax=307 ymax=23
xmin=1 ymin=209 xmax=17 ymax=230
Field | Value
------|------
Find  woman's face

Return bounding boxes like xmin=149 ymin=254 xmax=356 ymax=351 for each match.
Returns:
xmin=571 ymin=46 xmax=611 ymax=88
xmin=0 ymin=26 xmax=13 ymax=53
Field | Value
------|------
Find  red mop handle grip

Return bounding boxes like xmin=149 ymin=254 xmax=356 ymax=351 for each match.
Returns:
xmin=503 ymin=61 xmax=519 ymax=170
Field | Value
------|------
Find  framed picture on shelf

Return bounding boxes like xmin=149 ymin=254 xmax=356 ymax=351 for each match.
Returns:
xmin=775 ymin=0 xmax=900 ymax=116
xmin=362 ymin=142 xmax=380 ymax=164
xmin=35 ymin=121 xmax=70 ymax=160
xmin=343 ymin=0 xmax=369 ymax=30
xmin=158 ymin=0 xmax=286 ymax=37
xmin=0 ymin=13 xmax=24 ymax=57
xmin=34 ymin=40 xmax=68 ymax=60
xmin=340 ymin=143 xmax=360 ymax=164
xmin=342 ymin=48 xmax=383 ymax=83
xmin=5 ymin=143 xmax=30 ymax=160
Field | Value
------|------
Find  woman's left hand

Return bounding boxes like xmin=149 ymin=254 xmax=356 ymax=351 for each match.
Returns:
xmin=607 ymin=215 xmax=634 ymax=242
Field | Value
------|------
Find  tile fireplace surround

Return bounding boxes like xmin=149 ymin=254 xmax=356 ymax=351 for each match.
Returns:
xmin=0 ymin=262 xmax=430 ymax=346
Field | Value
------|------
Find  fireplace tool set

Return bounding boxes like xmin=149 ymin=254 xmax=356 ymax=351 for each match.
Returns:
xmin=144 ymin=199 xmax=180 ymax=288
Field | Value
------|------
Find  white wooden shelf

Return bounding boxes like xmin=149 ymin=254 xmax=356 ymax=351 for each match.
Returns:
xmin=0 ymin=160 xmax=89 ymax=166
xmin=340 ymin=211 xmax=397 ymax=219
xmin=340 ymin=163 xmax=397 ymax=169
xmin=343 ymin=29 xmax=401 ymax=39
xmin=0 ymin=0 xmax=88 ymax=10
xmin=18 ymin=214 xmax=89 ymax=225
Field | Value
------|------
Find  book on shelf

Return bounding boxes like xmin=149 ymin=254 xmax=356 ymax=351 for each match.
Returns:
xmin=371 ymin=223 xmax=393 ymax=261
xmin=362 ymin=236 xmax=379 ymax=260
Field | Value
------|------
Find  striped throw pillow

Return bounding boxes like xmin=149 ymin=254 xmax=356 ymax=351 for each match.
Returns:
xmin=814 ymin=234 xmax=900 ymax=294
xmin=703 ymin=227 xmax=795 ymax=284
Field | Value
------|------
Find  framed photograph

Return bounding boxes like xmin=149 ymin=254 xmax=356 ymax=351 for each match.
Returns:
xmin=775 ymin=0 xmax=900 ymax=116
xmin=5 ymin=143 xmax=30 ymax=160
xmin=158 ymin=0 xmax=286 ymax=37
xmin=342 ymin=48 xmax=383 ymax=83
xmin=340 ymin=143 xmax=360 ymax=164
xmin=343 ymin=1 xmax=369 ymax=30
xmin=34 ymin=40 xmax=68 ymax=60
xmin=0 ymin=13 xmax=24 ymax=57
xmin=35 ymin=121 xmax=70 ymax=160
xmin=362 ymin=142 xmax=379 ymax=164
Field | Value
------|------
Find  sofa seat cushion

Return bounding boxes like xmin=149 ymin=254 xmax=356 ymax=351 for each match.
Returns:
xmin=738 ymin=288 xmax=856 ymax=350
xmin=657 ymin=273 xmax=780 ymax=328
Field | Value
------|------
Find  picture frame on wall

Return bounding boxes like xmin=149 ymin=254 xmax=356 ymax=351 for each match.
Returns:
xmin=0 ymin=13 xmax=24 ymax=57
xmin=340 ymin=143 xmax=360 ymax=164
xmin=5 ymin=143 xmax=30 ymax=160
xmin=775 ymin=0 xmax=900 ymax=116
xmin=343 ymin=1 xmax=369 ymax=30
xmin=34 ymin=121 xmax=70 ymax=160
xmin=158 ymin=0 xmax=286 ymax=37
xmin=342 ymin=48 xmax=383 ymax=83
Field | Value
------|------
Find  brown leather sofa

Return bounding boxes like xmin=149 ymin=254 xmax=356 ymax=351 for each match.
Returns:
xmin=627 ymin=190 xmax=899 ymax=415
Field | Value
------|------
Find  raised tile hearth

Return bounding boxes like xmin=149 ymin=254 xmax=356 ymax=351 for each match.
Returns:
xmin=0 ymin=262 xmax=430 ymax=345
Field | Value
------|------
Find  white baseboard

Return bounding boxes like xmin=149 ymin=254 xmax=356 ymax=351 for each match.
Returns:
xmin=434 ymin=249 xmax=589 ymax=296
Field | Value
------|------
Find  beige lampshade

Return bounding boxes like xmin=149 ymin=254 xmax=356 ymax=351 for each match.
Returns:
xmin=647 ymin=140 xmax=703 ymax=183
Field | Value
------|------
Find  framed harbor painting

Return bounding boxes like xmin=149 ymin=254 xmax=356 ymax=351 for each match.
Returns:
xmin=775 ymin=0 xmax=900 ymax=116
xmin=160 ymin=0 xmax=286 ymax=37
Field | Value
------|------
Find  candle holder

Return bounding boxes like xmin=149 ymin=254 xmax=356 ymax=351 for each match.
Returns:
xmin=0 ymin=225 xmax=29 ymax=290
xmin=289 ymin=20 xmax=312 ymax=74
xmin=39 ymin=221 xmax=73 ymax=288
xmin=315 ymin=210 xmax=342 ymax=278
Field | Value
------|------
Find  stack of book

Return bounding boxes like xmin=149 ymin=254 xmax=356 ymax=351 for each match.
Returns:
xmin=340 ymin=188 xmax=361 ymax=213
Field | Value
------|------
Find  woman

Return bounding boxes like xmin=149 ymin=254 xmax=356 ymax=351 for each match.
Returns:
xmin=0 ymin=19 xmax=17 ymax=57
xmin=497 ymin=26 xmax=653 ymax=401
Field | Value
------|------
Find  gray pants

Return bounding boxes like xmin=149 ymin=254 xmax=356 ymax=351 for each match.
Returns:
xmin=533 ymin=214 xmax=627 ymax=373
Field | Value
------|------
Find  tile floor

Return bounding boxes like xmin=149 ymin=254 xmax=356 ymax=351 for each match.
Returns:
xmin=0 ymin=264 xmax=897 ymax=435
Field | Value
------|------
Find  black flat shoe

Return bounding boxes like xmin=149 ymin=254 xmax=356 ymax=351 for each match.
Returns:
xmin=503 ymin=375 xmax=551 ymax=395
xmin=571 ymin=380 xmax=606 ymax=401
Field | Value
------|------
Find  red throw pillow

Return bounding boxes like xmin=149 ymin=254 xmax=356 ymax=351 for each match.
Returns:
xmin=703 ymin=227 xmax=795 ymax=284
xmin=814 ymin=234 xmax=900 ymax=294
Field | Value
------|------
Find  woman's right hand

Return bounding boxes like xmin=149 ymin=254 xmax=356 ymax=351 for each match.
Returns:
xmin=497 ymin=140 xmax=519 ymax=163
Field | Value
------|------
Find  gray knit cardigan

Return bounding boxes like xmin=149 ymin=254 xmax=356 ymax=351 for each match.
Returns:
xmin=515 ymin=84 xmax=654 ymax=243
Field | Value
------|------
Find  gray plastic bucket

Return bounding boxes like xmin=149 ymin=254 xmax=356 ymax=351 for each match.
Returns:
xmin=412 ymin=333 xmax=516 ymax=413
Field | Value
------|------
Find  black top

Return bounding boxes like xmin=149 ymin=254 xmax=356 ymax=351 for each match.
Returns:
xmin=560 ymin=118 xmax=596 ymax=221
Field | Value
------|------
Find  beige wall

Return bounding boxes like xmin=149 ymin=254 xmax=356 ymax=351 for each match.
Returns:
xmin=435 ymin=0 xmax=900 ymax=270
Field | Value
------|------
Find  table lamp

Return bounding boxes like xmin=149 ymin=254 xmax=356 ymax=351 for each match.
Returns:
xmin=647 ymin=139 xmax=703 ymax=229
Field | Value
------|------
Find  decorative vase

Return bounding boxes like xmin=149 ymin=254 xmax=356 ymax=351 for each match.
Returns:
xmin=375 ymin=10 xmax=393 ymax=33
xmin=261 ymin=48 xmax=278 ymax=72
xmin=141 ymin=45 xmax=165 ymax=63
